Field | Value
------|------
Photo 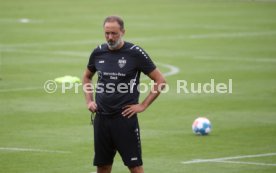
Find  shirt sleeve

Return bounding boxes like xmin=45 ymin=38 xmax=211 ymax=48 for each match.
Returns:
xmin=135 ymin=47 xmax=156 ymax=74
xmin=87 ymin=50 xmax=97 ymax=73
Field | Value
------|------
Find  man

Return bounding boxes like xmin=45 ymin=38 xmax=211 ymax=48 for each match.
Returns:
xmin=82 ymin=16 xmax=166 ymax=173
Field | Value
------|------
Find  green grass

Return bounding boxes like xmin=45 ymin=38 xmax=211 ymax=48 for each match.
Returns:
xmin=1 ymin=0 xmax=276 ymax=172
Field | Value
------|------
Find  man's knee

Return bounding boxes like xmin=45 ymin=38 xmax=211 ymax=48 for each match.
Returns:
xmin=129 ymin=166 xmax=144 ymax=173
xmin=97 ymin=165 xmax=112 ymax=173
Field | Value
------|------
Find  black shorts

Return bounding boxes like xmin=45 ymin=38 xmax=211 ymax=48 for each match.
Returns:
xmin=93 ymin=113 xmax=143 ymax=167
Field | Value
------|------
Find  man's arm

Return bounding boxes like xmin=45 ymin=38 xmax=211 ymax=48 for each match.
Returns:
xmin=122 ymin=68 xmax=166 ymax=118
xmin=82 ymin=69 xmax=97 ymax=112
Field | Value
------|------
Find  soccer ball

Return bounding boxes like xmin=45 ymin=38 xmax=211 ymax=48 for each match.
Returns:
xmin=192 ymin=117 xmax=212 ymax=135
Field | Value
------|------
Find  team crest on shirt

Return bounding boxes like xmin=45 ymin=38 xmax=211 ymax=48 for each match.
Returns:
xmin=118 ymin=57 xmax=127 ymax=68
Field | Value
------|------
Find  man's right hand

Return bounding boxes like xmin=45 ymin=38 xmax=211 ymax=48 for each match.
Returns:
xmin=87 ymin=101 xmax=97 ymax=112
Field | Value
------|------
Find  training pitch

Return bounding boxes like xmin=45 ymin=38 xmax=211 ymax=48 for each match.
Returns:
xmin=1 ymin=0 xmax=276 ymax=172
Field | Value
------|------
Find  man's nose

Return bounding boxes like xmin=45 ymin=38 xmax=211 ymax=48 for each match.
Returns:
xmin=107 ymin=34 xmax=114 ymax=40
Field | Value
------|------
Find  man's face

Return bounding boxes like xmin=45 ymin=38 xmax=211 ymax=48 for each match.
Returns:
xmin=104 ymin=21 xmax=125 ymax=49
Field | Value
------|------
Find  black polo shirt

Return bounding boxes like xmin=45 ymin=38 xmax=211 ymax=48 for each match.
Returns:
xmin=87 ymin=42 xmax=156 ymax=114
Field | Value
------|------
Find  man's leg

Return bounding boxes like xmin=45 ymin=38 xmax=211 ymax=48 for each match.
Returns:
xmin=129 ymin=166 xmax=144 ymax=173
xmin=93 ymin=115 xmax=115 ymax=172
xmin=97 ymin=165 xmax=112 ymax=173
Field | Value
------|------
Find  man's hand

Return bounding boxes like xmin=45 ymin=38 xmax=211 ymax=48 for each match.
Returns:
xmin=87 ymin=101 xmax=97 ymax=112
xmin=122 ymin=104 xmax=146 ymax=118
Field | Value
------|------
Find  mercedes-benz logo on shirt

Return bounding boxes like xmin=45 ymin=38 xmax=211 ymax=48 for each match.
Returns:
xmin=118 ymin=57 xmax=127 ymax=68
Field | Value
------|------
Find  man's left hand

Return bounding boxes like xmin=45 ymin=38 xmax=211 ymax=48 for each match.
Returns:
xmin=122 ymin=104 xmax=146 ymax=118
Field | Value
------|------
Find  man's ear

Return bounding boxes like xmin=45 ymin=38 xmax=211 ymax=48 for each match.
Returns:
xmin=121 ymin=29 xmax=125 ymax=36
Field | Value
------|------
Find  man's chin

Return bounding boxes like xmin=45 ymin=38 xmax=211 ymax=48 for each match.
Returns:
xmin=107 ymin=44 xmax=116 ymax=49
xmin=107 ymin=41 xmax=115 ymax=46
xmin=107 ymin=42 xmax=120 ymax=49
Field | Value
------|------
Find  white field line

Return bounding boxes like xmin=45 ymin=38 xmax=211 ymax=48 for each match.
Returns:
xmin=181 ymin=153 xmax=276 ymax=166
xmin=1 ymin=40 xmax=102 ymax=49
xmin=139 ymin=63 xmax=180 ymax=81
xmin=3 ymin=49 xmax=276 ymax=63
xmin=187 ymin=31 xmax=276 ymax=39
xmin=0 ymin=18 xmax=248 ymax=30
xmin=249 ymin=0 xmax=276 ymax=2
xmin=0 ymin=87 xmax=42 ymax=92
xmin=156 ymin=63 xmax=180 ymax=77
xmin=2 ymin=49 xmax=88 ymax=57
xmin=214 ymin=160 xmax=276 ymax=167
xmin=0 ymin=147 xmax=71 ymax=154
xmin=193 ymin=56 xmax=276 ymax=63
xmin=153 ymin=50 xmax=276 ymax=63
xmin=1 ymin=31 xmax=276 ymax=49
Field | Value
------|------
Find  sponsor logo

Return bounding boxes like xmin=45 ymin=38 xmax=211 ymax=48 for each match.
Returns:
xmin=131 ymin=157 xmax=138 ymax=161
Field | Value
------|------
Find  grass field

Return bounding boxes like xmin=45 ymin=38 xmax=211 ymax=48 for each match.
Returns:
xmin=1 ymin=0 xmax=276 ymax=172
